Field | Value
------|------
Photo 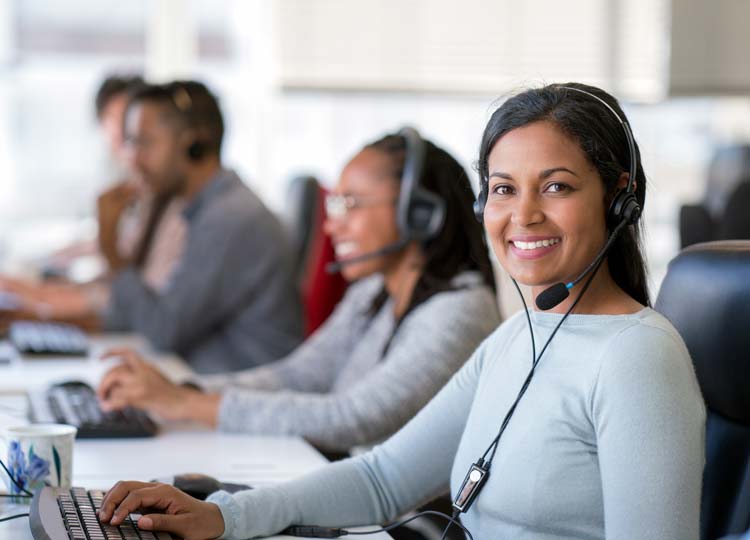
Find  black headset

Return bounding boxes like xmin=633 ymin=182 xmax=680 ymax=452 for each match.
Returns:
xmin=169 ymin=83 xmax=207 ymax=162
xmin=397 ymin=126 xmax=447 ymax=241
xmin=326 ymin=127 xmax=446 ymax=273
xmin=473 ymin=85 xmax=641 ymax=228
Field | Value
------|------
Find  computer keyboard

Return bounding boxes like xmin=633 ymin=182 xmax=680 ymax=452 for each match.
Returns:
xmin=30 ymin=381 xmax=158 ymax=439
xmin=30 ymin=486 xmax=173 ymax=540
xmin=9 ymin=321 xmax=90 ymax=356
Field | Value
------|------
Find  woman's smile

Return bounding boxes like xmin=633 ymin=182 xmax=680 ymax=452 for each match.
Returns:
xmin=508 ymin=235 xmax=562 ymax=260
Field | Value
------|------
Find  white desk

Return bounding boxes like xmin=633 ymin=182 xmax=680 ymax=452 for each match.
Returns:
xmin=0 ymin=334 xmax=192 ymax=395
xmin=0 ymin=335 xmax=391 ymax=539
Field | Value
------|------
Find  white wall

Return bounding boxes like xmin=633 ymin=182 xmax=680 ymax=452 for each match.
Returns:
xmin=1 ymin=0 xmax=749 ymax=311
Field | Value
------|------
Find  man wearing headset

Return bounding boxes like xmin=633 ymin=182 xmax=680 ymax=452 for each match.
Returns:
xmin=102 ymin=80 xmax=303 ymax=373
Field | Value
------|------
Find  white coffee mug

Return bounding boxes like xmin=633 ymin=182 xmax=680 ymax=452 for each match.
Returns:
xmin=2 ymin=424 xmax=77 ymax=495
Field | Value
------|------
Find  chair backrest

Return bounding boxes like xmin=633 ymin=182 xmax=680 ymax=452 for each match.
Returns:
xmin=705 ymin=145 xmax=750 ymax=219
xmin=283 ymin=175 xmax=348 ymax=336
xmin=655 ymin=240 xmax=750 ymax=540
xmin=680 ymin=204 xmax=715 ymax=248
xmin=680 ymin=144 xmax=750 ymax=249
xmin=284 ymin=175 xmax=321 ymax=278
xmin=720 ymin=181 xmax=750 ymax=241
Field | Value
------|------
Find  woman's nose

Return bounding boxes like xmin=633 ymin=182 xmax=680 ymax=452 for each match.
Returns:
xmin=511 ymin=193 xmax=544 ymax=227
xmin=323 ymin=214 xmax=342 ymax=237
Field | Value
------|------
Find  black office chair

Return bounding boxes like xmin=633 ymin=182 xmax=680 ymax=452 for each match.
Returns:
xmin=284 ymin=175 xmax=323 ymax=282
xmin=655 ymin=241 xmax=750 ymax=540
xmin=680 ymin=144 xmax=750 ymax=248
xmin=720 ymin=182 xmax=750 ymax=241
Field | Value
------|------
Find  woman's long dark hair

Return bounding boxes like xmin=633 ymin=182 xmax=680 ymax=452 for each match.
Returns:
xmin=477 ymin=83 xmax=650 ymax=306
xmin=365 ymin=132 xmax=496 ymax=320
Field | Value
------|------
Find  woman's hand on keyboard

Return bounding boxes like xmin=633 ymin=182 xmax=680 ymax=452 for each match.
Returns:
xmin=98 ymin=480 xmax=225 ymax=540
xmin=97 ymin=347 xmax=221 ymax=426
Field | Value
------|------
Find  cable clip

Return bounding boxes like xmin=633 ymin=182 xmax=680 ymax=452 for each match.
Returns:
xmin=452 ymin=460 xmax=490 ymax=514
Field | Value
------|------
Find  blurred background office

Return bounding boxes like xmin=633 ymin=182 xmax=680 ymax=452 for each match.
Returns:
xmin=0 ymin=0 xmax=748 ymax=315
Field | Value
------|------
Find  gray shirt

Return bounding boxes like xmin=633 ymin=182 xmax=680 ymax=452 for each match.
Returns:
xmin=104 ymin=169 xmax=303 ymax=374
xmin=197 ymin=273 xmax=500 ymax=451
xmin=209 ymin=307 xmax=706 ymax=540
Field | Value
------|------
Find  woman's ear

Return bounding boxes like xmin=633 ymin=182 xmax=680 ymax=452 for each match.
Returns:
xmin=616 ymin=172 xmax=636 ymax=193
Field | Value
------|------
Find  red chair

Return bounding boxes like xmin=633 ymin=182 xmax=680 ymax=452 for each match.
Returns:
xmin=286 ymin=177 xmax=347 ymax=336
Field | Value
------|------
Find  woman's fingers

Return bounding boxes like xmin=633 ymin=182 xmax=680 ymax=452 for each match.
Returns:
xmin=100 ymin=482 xmax=225 ymax=540
xmin=136 ymin=512 xmax=192 ymax=534
xmin=99 ymin=381 xmax=138 ymax=411
xmin=109 ymin=485 xmax=179 ymax=525
xmin=97 ymin=364 xmax=132 ymax=401
xmin=98 ymin=481 xmax=156 ymax=522
xmin=139 ymin=501 xmax=226 ymax=540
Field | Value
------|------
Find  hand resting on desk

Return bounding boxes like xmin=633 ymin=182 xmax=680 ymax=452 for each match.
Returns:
xmin=98 ymin=480 xmax=225 ymax=540
xmin=97 ymin=347 xmax=221 ymax=426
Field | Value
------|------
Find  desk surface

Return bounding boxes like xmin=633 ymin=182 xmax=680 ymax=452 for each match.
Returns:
xmin=0 ymin=335 xmax=391 ymax=539
xmin=0 ymin=333 xmax=193 ymax=394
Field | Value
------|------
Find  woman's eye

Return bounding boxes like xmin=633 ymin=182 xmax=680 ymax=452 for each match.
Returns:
xmin=546 ymin=182 xmax=570 ymax=193
xmin=491 ymin=184 xmax=514 ymax=196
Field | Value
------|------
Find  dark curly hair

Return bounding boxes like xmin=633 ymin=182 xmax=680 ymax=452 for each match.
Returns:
xmin=365 ymin=132 xmax=496 ymax=321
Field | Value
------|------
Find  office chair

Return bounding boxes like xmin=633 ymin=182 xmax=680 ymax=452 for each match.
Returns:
xmin=680 ymin=144 xmax=750 ymax=248
xmin=655 ymin=240 xmax=750 ymax=540
xmin=285 ymin=175 xmax=321 ymax=278
xmin=284 ymin=175 xmax=347 ymax=336
xmin=720 ymin=182 xmax=750 ymax=240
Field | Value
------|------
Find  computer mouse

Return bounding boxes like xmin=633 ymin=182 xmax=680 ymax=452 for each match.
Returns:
xmin=55 ymin=380 xmax=94 ymax=390
xmin=172 ymin=473 xmax=223 ymax=500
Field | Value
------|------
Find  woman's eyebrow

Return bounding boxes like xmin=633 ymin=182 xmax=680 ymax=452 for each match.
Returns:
xmin=489 ymin=167 xmax=579 ymax=181
xmin=488 ymin=171 xmax=513 ymax=180
xmin=540 ymin=167 xmax=578 ymax=179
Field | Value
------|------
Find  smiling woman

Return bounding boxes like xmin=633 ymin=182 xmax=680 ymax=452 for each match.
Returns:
xmin=96 ymin=128 xmax=500 ymax=455
xmin=97 ymin=86 xmax=705 ymax=540
xmin=482 ymin=120 xmax=642 ymax=315
xmin=477 ymin=84 xmax=650 ymax=314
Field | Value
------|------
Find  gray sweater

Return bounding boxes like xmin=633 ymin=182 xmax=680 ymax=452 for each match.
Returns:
xmin=209 ymin=307 xmax=706 ymax=540
xmin=104 ymin=169 xmax=303 ymax=374
xmin=197 ymin=273 xmax=500 ymax=451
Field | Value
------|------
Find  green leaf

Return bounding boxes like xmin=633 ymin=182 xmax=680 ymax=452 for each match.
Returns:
xmin=53 ymin=446 xmax=61 ymax=486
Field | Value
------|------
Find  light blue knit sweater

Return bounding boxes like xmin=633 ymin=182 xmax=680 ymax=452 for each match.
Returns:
xmin=209 ymin=307 xmax=706 ymax=540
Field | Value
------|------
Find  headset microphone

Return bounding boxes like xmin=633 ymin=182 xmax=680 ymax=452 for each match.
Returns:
xmin=325 ymin=238 xmax=409 ymax=274
xmin=535 ymin=218 xmax=630 ymax=310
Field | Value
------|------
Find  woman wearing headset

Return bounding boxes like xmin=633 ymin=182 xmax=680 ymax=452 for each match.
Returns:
xmin=96 ymin=130 xmax=500 ymax=453
xmin=100 ymin=84 xmax=705 ymax=540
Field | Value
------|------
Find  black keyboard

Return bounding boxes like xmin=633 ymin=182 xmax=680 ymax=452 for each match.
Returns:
xmin=30 ymin=486 xmax=173 ymax=540
xmin=10 ymin=321 xmax=89 ymax=356
xmin=36 ymin=381 xmax=158 ymax=439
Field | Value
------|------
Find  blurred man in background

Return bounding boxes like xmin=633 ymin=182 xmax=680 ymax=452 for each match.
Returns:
xmin=2 ymin=79 xmax=303 ymax=374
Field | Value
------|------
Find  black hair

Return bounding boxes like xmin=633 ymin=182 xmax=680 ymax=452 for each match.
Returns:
xmin=126 ymin=80 xmax=225 ymax=157
xmin=477 ymin=82 xmax=650 ymax=306
xmin=366 ymin=133 xmax=497 ymax=322
xmin=95 ymin=74 xmax=144 ymax=120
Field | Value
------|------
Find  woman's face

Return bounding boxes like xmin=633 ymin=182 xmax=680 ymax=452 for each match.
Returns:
xmin=323 ymin=148 xmax=402 ymax=282
xmin=483 ymin=120 xmax=609 ymax=293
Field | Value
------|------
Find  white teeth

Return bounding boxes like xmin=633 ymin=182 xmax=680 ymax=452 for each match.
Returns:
xmin=335 ymin=242 xmax=358 ymax=256
xmin=512 ymin=238 xmax=560 ymax=250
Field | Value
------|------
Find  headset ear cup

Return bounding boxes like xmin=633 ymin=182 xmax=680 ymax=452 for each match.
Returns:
xmin=187 ymin=141 xmax=204 ymax=161
xmin=406 ymin=189 xmax=446 ymax=241
xmin=473 ymin=185 xmax=488 ymax=223
xmin=608 ymin=190 xmax=641 ymax=226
